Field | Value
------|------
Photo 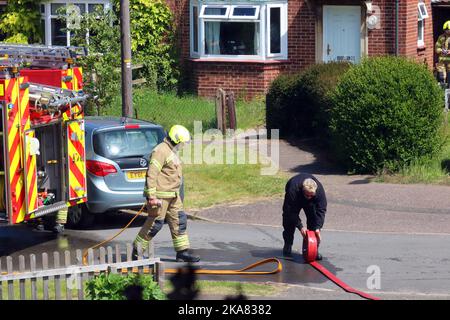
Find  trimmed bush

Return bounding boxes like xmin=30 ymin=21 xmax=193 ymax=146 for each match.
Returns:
xmin=266 ymin=62 xmax=351 ymax=138
xmin=294 ymin=62 xmax=351 ymax=139
xmin=266 ymin=73 xmax=301 ymax=137
xmin=330 ymin=57 xmax=445 ymax=174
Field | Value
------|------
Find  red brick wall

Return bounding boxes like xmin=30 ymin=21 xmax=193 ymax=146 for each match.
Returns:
xmin=368 ymin=0 xmax=396 ymax=56
xmin=189 ymin=61 xmax=286 ymax=100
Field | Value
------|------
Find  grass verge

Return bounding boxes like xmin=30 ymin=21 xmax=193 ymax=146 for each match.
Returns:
xmin=375 ymin=116 xmax=450 ymax=185
xmin=164 ymin=280 xmax=285 ymax=298
xmin=181 ymin=144 xmax=288 ymax=210
xmin=106 ymin=88 xmax=266 ymax=132
xmin=2 ymin=278 xmax=285 ymax=300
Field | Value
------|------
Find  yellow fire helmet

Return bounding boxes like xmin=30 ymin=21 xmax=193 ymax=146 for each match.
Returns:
xmin=444 ymin=21 xmax=450 ymax=30
xmin=168 ymin=125 xmax=191 ymax=144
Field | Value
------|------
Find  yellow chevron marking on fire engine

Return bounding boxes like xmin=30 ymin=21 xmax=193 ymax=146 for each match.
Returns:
xmin=62 ymin=69 xmax=71 ymax=90
xmin=67 ymin=128 xmax=86 ymax=198
xmin=8 ymin=82 xmax=20 ymax=185
xmin=26 ymin=131 xmax=38 ymax=213
xmin=66 ymin=198 xmax=87 ymax=207
xmin=16 ymin=79 xmax=28 ymax=223
xmin=63 ymin=104 xmax=82 ymax=121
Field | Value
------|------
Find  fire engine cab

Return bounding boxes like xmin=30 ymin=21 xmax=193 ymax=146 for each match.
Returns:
xmin=0 ymin=44 xmax=89 ymax=227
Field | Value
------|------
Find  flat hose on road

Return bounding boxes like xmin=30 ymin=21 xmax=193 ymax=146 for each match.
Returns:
xmin=303 ymin=230 xmax=381 ymax=300
xmin=81 ymin=206 xmax=381 ymax=300
xmin=81 ymin=204 xmax=282 ymax=276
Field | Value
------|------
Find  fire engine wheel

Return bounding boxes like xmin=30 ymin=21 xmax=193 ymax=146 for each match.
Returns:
xmin=67 ymin=204 xmax=95 ymax=229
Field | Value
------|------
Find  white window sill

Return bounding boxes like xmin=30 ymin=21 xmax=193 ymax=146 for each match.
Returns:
xmin=189 ymin=57 xmax=288 ymax=64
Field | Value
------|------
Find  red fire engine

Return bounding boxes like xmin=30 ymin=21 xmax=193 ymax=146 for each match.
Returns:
xmin=0 ymin=44 xmax=89 ymax=226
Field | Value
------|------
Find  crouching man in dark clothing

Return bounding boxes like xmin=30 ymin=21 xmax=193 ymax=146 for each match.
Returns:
xmin=282 ymin=173 xmax=327 ymax=260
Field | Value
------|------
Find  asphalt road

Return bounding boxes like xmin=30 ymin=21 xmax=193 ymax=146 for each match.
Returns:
xmin=2 ymin=212 xmax=449 ymax=300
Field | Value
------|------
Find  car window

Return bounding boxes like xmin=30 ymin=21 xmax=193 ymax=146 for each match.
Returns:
xmin=93 ymin=128 xmax=163 ymax=159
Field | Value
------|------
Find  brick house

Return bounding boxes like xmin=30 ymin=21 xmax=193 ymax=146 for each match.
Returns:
xmin=166 ymin=0 xmax=450 ymax=99
xmin=1 ymin=0 xmax=449 ymax=99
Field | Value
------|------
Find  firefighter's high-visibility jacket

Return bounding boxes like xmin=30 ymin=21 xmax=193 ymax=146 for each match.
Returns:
xmin=436 ymin=34 xmax=450 ymax=63
xmin=144 ymin=137 xmax=182 ymax=199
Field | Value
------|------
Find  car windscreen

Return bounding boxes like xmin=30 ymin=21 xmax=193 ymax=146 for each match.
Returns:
xmin=93 ymin=128 xmax=164 ymax=159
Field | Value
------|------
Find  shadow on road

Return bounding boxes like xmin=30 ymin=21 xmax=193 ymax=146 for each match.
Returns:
xmin=285 ymin=137 xmax=346 ymax=176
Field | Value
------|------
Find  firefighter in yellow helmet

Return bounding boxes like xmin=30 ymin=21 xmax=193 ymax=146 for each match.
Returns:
xmin=436 ymin=21 xmax=450 ymax=86
xmin=133 ymin=125 xmax=200 ymax=262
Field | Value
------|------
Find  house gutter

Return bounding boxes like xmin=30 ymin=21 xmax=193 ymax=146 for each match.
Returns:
xmin=395 ymin=0 xmax=400 ymax=56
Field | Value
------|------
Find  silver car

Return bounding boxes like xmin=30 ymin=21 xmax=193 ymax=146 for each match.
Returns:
xmin=67 ymin=116 xmax=166 ymax=228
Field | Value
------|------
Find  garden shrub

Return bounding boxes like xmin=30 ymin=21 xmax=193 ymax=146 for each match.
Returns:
xmin=86 ymin=273 xmax=166 ymax=300
xmin=295 ymin=62 xmax=351 ymax=139
xmin=330 ymin=56 xmax=445 ymax=174
xmin=113 ymin=0 xmax=179 ymax=92
xmin=266 ymin=62 xmax=350 ymax=138
xmin=266 ymin=73 xmax=302 ymax=138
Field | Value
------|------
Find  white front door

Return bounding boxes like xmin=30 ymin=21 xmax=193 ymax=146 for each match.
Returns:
xmin=323 ymin=5 xmax=361 ymax=63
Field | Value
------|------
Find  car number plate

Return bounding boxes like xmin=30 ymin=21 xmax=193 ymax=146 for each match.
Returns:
xmin=126 ymin=170 xmax=146 ymax=180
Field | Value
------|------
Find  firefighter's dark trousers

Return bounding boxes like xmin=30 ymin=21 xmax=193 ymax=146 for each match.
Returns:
xmin=134 ymin=195 xmax=190 ymax=253
xmin=282 ymin=204 xmax=317 ymax=247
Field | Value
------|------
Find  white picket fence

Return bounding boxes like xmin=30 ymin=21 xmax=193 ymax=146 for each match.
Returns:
xmin=0 ymin=243 xmax=165 ymax=300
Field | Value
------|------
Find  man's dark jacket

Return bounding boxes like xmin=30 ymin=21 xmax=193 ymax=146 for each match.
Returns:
xmin=282 ymin=173 xmax=327 ymax=230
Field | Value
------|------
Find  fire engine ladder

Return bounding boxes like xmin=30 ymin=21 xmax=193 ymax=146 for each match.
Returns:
xmin=28 ymin=82 xmax=89 ymax=114
xmin=0 ymin=44 xmax=87 ymax=69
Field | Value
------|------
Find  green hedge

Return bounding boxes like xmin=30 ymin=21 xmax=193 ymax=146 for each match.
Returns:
xmin=266 ymin=62 xmax=350 ymax=138
xmin=296 ymin=62 xmax=351 ymax=139
xmin=330 ymin=57 xmax=445 ymax=174
xmin=266 ymin=73 xmax=301 ymax=137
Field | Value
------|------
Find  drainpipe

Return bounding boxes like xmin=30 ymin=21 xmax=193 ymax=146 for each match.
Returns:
xmin=395 ymin=0 xmax=400 ymax=56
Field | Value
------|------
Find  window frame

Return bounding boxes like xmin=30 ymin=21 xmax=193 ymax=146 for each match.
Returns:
xmin=199 ymin=4 xmax=231 ymax=19
xmin=230 ymin=5 xmax=260 ymax=20
xmin=418 ymin=2 xmax=429 ymax=20
xmin=417 ymin=4 xmax=427 ymax=48
xmin=267 ymin=3 xmax=287 ymax=58
xmin=42 ymin=0 xmax=111 ymax=46
xmin=417 ymin=18 xmax=425 ymax=48
xmin=191 ymin=1 xmax=288 ymax=61
xmin=190 ymin=2 xmax=200 ymax=57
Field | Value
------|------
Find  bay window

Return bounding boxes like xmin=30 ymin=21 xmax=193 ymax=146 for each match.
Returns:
xmin=191 ymin=1 xmax=288 ymax=60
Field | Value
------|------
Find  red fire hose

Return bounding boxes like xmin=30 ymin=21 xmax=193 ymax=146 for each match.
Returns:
xmin=303 ymin=230 xmax=381 ymax=300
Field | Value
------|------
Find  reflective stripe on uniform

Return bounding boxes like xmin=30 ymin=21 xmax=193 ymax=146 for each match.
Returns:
xmin=56 ymin=208 xmax=68 ymax=224
xmin=134 ymin=235 xmax=149 ymax=249
xmin=150 ymin=159 xmax=163 ymax=171
xmin=173 ymin=234 xmax=190 ymax=251
xmin=165 ymin=153 xmax=175 ymax=165
xmin=144 ymin=187 xmax=157 ymax=197
xmin=156 ymin=191 xmax=176 ymax=198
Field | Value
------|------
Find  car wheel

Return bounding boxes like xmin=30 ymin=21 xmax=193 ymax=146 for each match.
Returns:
xmin=67 ymin=204 xmax=95 ymax=229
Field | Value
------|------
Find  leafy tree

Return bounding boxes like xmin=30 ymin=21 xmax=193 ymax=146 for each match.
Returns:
xmin=0 ymin=0 xmax=42 ymax=44
xmin=113 ymin=0 xmax=179 ymax=92
xmin=69 ymin=7 xmax=121 ymax=115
